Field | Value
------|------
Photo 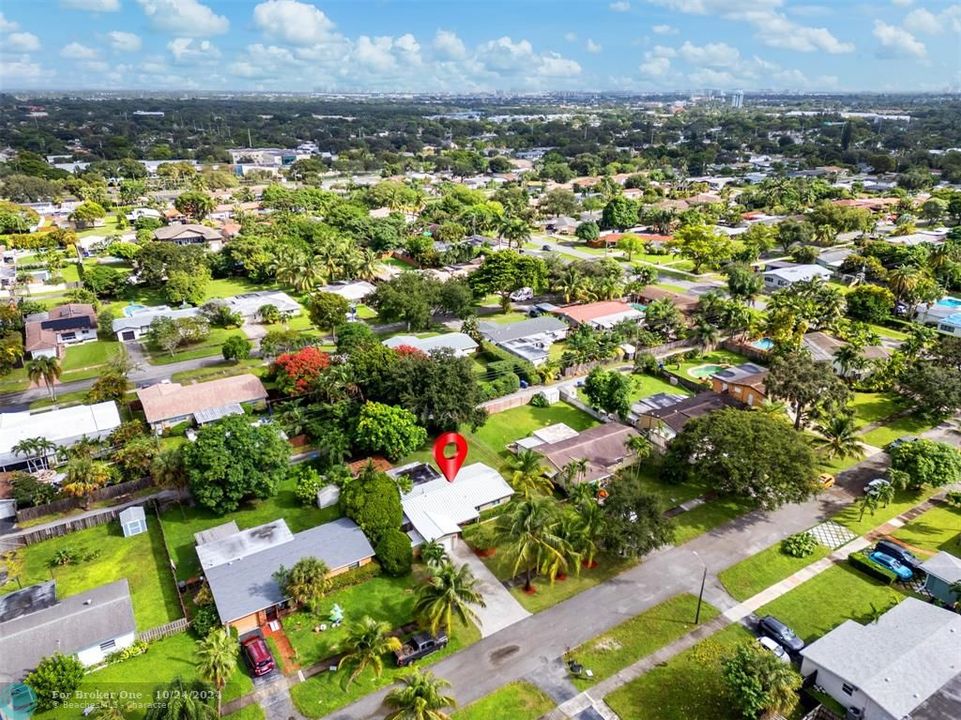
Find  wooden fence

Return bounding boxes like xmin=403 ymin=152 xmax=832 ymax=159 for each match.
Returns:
xmin=16 ymin=477 xmax=155 ymax=523
xmin=138 ymin=617 xmax=189 ymax=643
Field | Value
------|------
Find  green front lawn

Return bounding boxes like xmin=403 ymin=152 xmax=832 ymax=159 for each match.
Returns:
xmin=849 ymin=392 xmax=906 ymax=428
xmin=223 ymin=705 xmax=265 ymax=720
xmin=859 ymin=413 xmax=936 ymax=448
xmin=61 ymin=339 xmax=120 ymax=371
xmin=484 ymin=311 xmax=529 ymax=325
xmin=0 ymin=517 xmax=181 ymax=631
xmin=36 ymin=632 xmax=253 ymax=720
xmin=628 ymin=373 xmax=693 ymax=403
xmin=755 ymin=564 xmax=906 ymax=644
xmin=169 ymin=358 xmax=265 ymax=384
xmin=832 ymin=486 xmax=932 ymax=536
xmin=570 ymin=593 xmax=720 ymax=691
xmin=718 ymin=539 xmax=832 ymax=602
xmin=509 ymin=556 xmax=635 ymax=613
xmin=146 ymin=327 xmax=246 ymax=365
xmin=159 ymin=476 xmax=342 ymax=581
xmin=891 ymin=504 xmax=961 ymax=558
xmin=672 ymin=496 xmax=754 ymax=545
xmin=454 ymin=682 xmax=554 ymax=720
xmin=289 ymin=617 xmax=479 ymax=719
xmin=204 ymin=277 xmax=280 ymax=300
xmin=604 ymin=623 xmax=752 ymax=720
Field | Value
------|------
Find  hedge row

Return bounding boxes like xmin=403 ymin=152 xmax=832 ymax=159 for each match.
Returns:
xmin=479 ymin=340 xmax=539 ymax=383
xmin=848 ymin=551 xmax=898 ymax=585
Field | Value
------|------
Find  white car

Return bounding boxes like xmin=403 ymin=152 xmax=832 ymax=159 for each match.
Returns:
xmin=758 ymin=636 xmax=791 ymax=663
xmin=509 ymin=287 xmax=534 ymax=301
xmin=864 ymin=478 xmax=892 ymax=495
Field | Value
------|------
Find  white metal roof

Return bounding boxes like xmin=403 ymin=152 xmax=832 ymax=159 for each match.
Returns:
xmin=383 ymin=332 xmax=478 ymax=354
xmin=0 ymin=402 xmax=121 ymax=467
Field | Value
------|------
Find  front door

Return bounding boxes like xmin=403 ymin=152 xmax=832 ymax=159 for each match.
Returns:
xmin=265 ymin=606 xmax=278 ymax=622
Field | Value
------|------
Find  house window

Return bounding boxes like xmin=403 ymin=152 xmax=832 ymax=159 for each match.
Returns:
xmin=348 ymin=561 xmax=361 ymax=570
xmin=841 ymin=683 xmax=856 ymax=696
xmin=99 ymin=639 xmax=116 ymax=653
xmin=61 ymin=332 xmax=76 ymax=341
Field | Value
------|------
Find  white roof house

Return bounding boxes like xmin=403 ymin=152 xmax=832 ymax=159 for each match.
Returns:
xmin=513 ymin=423 xmax=581 ymax=450
xmin=389 ymin=462 xmax=514 ymax=544
xmin=763 ymin=264 xmax=832 ymax=289
xmin=0 ymin=402 xmax=122 ymax=470
xmin=321 ymin=281 xmax=377 ymax=303
xmin=383 ymin=332 xmax=479 ymax=357
xmin=799 ymin=598 xmax=961 ymax=720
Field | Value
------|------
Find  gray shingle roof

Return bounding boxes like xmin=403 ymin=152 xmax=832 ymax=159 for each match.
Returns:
xmin=477 ymin=316 xmax=567 ymax=344
xmin=204 ymin=518 xmax=375 ymax=624
xmin=0 ymin=579 xmax=136 ymax=681
xmin=920 ymin=552 xmax=961 ymax=585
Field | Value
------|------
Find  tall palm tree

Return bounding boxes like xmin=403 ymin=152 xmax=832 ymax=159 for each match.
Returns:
xmin=815 ymin=415 xmax=865 ymax=460
xmin=12 ymin=437 xmax=58 ymax=472
xmin=691 ymin=321 xmax=721 ymax=352
xmin=557 ymin=266 xmax=582 ymax=304
xmin=144 ymin=678 xmax=216 ymax=720
xmin=413 ymin=562 xmax=486 ymax=635
xmin=384 ymin=669 xmax=456 ymax=720
xmin=503 ymin=450 xmax=554 ymax=498
xmin=626 ymin=435 xmax=653 ymax=461
xmin=26 ymin=355 xmax=62 ymax=401
xmin=833 ymin=343 xmax=866 ymax=381
xmin=275 ymin=252 xmax=307 ymax=291
xmin=560 ymin=458 xmax=589 ymax=487
xmin=195 ymin=628 xmax=237 ymax=716
xmin=355 ymin=248 xmax=380 ymax=281
xmin=337 ymin=616 xmax=402 ymax=689
xmin=62 ymin=457 xmax=111 ymax=507
xmin=419 ymin=540 xmax=447 ymax=570
xmin=886 ymin=266 xmax=918 ymax=302
xmin=494 ymin=497 xmax=571 ymax=591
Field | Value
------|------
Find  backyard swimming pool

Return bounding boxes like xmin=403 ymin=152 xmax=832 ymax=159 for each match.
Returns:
xmin=937 ymin=297 xmax=961 ymax=309
xmin=689 ymin=364 xmax=726 ymax=379
xmin=123 ymin=303 xmax=148 ymax=317
xmin=751 ymin=338 xmax=774 ymax=351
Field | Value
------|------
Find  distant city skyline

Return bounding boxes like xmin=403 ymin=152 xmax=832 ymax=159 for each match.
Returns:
xmin=1 ymin=0 xmax=959 ymax=93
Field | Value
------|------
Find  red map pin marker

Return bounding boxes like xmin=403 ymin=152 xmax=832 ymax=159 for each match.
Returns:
xmin=433 ymin=432 xmax=468 ymax=483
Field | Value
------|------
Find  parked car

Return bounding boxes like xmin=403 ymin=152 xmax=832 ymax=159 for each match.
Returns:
xmin=757 ymin=636 xmax=791 ymax=664
xmin=758 ymin=615 xmax=805 ymax=654
xmin=867 ymin=551 xmax=914 ymax=581
xmin=541 ymin=244 xmax=552 ymax=251
xmin=241 ymin=636 xmax=275 ymax=677
xmin=510 ymin=287 xmax=534 ymax=302
xmin=864 ymin=478 xmax=892 ymax=495
xmin=885 ymin=437 xmax=917 ymax=452
xmin=394 ymin=631 xmax=448 ymax=667
xmin=875 ymin=540 xmax=922 ymax=573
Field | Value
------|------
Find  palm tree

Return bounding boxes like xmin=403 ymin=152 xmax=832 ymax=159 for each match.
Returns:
xmin=384 ymin=669 xmax=456 ymax=720
xmin=12 ymin=437 xmax=58 ymax=472
xmin=144 ymin=678 xmax=217 ymax=720
xmin=275 ymin=252 xmax=307 ymax=291
xmin=151 ymin=446 xmax=187 ymax=489
xmin=494 ymin=497 xmax=571 ymax=591
xmin=858 ymin=492 xmax=880 ymax=521
xmin=413 ymin=562 xmax=486 ymax=635
xmin=833 ymin=343 xmax=866 ymax=381
xmin=815 ymin=415 xmax=865 ymax=460
xmin=560 ymin=458 xmax=589 ymax=487
xmin=195 ymin=628 xmax=237 ymax=716
xmin=626 ymin=435 xmax=653 ymax=461
xmin=759 ymin=657 xmax=804 ymax=717
xmin=691 ymin=321 xmax=721 ymax=352
xmin=500 ymin=216 xmax=531 ymax=250
xmin=355 ymin=248 xmax=380 ymax=281
xmin=557 ymin=266 xmax=582 ymax=303
xmin=62 ymin=457 xmax=112 ymax=507
xmin=337 ymin=616 xmax=402 ymax=689
xmin=26 ymin=355 xmax=62 ymax=401
xmin=871 ymin=481 xmax=895 ymax=508
xmin=419 ymin=540 xmax=447 ymax=570
xmin=887 ymin=266 xmax=918 ymax=303
xmin=504 ymin=450 xmax=553 ymax=498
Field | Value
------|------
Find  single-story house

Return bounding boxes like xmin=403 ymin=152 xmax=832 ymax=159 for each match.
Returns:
xmin=383 ymin=332 xmax=478 ymax=357
xmin=0 ymin=402 xmax=121 ymax=471
xmin=710 ymin=363 xmax=768 ymax=407
xmin=389 ymin=462 xmax=514 ymax=547
xmin=24 ymin=303 xmax=98 ymax=359
xmin=153 ymin=224 xmax=224 ymax=251
xmin=802 ymin=331 xmax=892 ymax=379
xmin=126 ymin=207 xmax=162 ymax=222
xmin=543 ymin=215 xmax=578 ymax=234
xmin=634 ymin=391 xmax=741 ymax=447
xmin=201 ymin=518 xmax=375 ymax=633
xmin=136 ymin=374 xmax=268 ymax=431
xmin=534 ymin=423 xmax=640 ymax=485
xmin=763 ymin=264 xmax=832 ymax=290
xmin=554 ymin=301 xmax=644 ymax=330
xmin=0 ymin=579 xmax=136 ymax=681
xmin=112 ymin=305 xmax=202 ymax=342
xmin=630 ymin=391 xmax=689 ymax=419
xmin=477 ymin=316 xmax=568 ymax=366
xmin=320 ymin=281 xmax=377 ymax=304
xmin=799 ymin=597 xmax=961 ymax=720
xmin=920 ymin=552 xmax=961 ymax=606
xmin=223 ymin=290 xmax=302 ymax=319
xmin=816 ymin=247 xmax=854 ymax=271
xmin=512 ymin=422 xmax=581 ymax=451
xmin=916 ymin=298 xmax=961 ymax=336
xmin=634 ymin=287 xmax=700 ymax=314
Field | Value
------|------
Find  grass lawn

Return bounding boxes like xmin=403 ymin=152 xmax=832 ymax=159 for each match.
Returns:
xmin=0 ymin=367 xmax=29 ymax=393
xmin=267 ymin=313 xmax=314 ymax=333
xmin=849 ymin=392 xmax=906 ymax=428
xmin=673 ymin=496 xmax=754 ymax=545
xmin=60 ymin=263 xmax=81 ymax=284
xmin=860 ymin=413 xmax=937 ymax=448
xmin=159 ymin=475 xmax=342 ymax=581
xmin=891 ymin=504 xmax=961 ymax=558
xmin=454 ymin=682 xmax=554 ymax=720
xmin=865 ymin=322 xmax=909 ymax=341
xmin=570 ymin=593 xmax=720 ymax=691
xmin=204 ymin=277 xmax=280 ymax=301
xmin=832 ymin=486 xmax=933 ymax=536
xmin=0 ymin=517 xmax=181 ymax=631
xmin=663 ymin=349 xmax=753 ymax=382
xmin=355 ymin=304 xmax=377 ymax=320
xmin=61 ymin=339 xmax=120 ymax=371
xmin=146 ymin=327 xmax=246 ymax=365
xmin=284 ymin=574 xmax=420 ymax=666
xmin=632 ymin=464 xmax=707 ymax=508
xmin=605 ymin=623 xmax=752 ymax=720
xmin=755 ymin=564 xmax=906 ymax=644
xmin=223 ymin=705 xmax=265 ymax=720
xmin=718 ymin=540 xmax=832 ymax=602
xmin=170 ymin=358 xmax=264 ymax=384
xmin=628 ymin=373 xmax=693 ymax=403
xmin=29 ymin=388 xmax=93 ymax=410
xmin=509 ymin=555 xmax=635 ymax=613
xmin=483 ymin=310 xmax=529 ymax=324
xmin=35 ymin=632 xmax=254 ymax=720
xmin=289 ymin=618 xmax=480 ymax=719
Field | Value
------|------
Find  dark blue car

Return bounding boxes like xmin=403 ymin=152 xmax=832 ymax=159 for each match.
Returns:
xmin=868 ymin=551 xmax=914 ymax=581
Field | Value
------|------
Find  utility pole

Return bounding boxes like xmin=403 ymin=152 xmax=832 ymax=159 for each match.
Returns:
xmin=693 ymin=550 xmax=707 ymax=625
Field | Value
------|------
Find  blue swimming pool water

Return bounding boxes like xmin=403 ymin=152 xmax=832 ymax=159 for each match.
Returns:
xmin=751 ymin=338 xmax=775 ymax=350
xmin=631 ymin=303 xmax=647 ymax=312
xmin=123 ymin=303 xmax=148 ymax=317
xmin=937 ymin=297 xmax=961 ymax=309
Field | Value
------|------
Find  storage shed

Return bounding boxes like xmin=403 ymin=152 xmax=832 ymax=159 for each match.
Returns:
xmin=118 ymin=506 xmax=147 ymax=537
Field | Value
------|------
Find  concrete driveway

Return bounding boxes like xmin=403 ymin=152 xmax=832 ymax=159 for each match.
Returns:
xmin=448 ymin=536 xmax=531 ymax=637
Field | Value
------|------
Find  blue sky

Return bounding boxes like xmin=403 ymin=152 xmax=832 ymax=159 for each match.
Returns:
xmin=1 ymin=0 xmax=959 ymax=92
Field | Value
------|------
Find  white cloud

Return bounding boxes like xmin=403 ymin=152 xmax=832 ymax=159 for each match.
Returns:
xmin=678 ymin=41 xmax=740 ymax=67
xmin=252 ymin=0 xmax=335 ymax=46
xmin=475 ymin=36 xmax=581 ymax=78
xmin=873 ymin=20 xmax=926 ymax=59
xmin=0 ymin=12 xmax=19 ymax=31
xmin=652 ymin=24 xmax=677 ymax=34
xmin=639 ymin=56 xmax=671 ymax=76
xmin=905 ymin=6 xmax=961 ymax=34
xmin=2 ymin=57 xmax=54 ymax=82
xmin=7 ymin=32 xmax=40 ymax=52
xmin=586 ymin=38 xmax=602 ymax=53
xmin=61 ymin=0 xmax=120 ymax=10
xmin=60 ymin=42 xmax=99 ymax=59
xmin=108 ymin=31 xmax=142 ymax=52
xmin=610 ymin=1 xmax=631 ymax=11
xmin=434 ymin=29 xmax=467 ymax=59
xmin=168 ymin=37 xmax=221 ymax=62
xmin=83 ymin=60 xmax=110 ymax=72
xmin=136 ymin=0 xmax=229 ymax=36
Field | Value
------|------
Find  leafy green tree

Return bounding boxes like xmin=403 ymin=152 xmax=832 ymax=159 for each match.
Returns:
xmin=221 ymin=335 xmax=252 ymax=363
xmin=601 ymin=197 xmax=639 ymax=230
xmin=777 ymin=219 xmax=813 ymax=253
xmin=468 ymin=251 xmax=547 ymax=311
xmin=663 ymin=408 xmax=819 ymax=510
xmin=69 ymin=201 xmax=106 ymax=228
xmin=617 ymin=234 xmax=645 ymax=261
xmin=846 ymin=285 xmax=895 ymax=324
xmin=583 ymin=367 xmax=631 ymax=419
xmin=889 ymin=439 xmax=961 ymax=490
xmin=144 ymin=678 xmax=216 ymax=720
xmin=276 ymin=556 xmax=331 ymax=612
xmin=165 ymin=268 xmax=210 ymax=306
xmin=181 ymin=415 xmax=290 ymax=514
xmin=385 ymin=669 xmax=457 ymax=720
xmin=173 ymin=190 xmax=215 ymax=220
xmin=25 ymin=654 xmax=85 ymax=711
xmin=337 ymin=616 xmax=403 ymax=689
xmin=390 ymin=348 xmax=487 ymax=432
xmin=643 ymin=298 xmax=685 ymax=340
xmin=599 ymin=471 xmax=674 ymax=558
xmin=414 ymin=561 xmax=486 ymax=636
xmin=901 ymin=361 xmax=961 ymax=418
xmin=368 ymin=272 xmax=442 ymax=331
xmin=341 ymin=465 xmax=404 ymax=544
xmin=669 ymin=224 xmax=733 ymax=273
xmin=575 ymin=221 xmax=600 ymax=243
xmin=766 ymin=351 xmax=850 ymax=429
xmin=725 ymin=263 xmax=763 ymax=303
xmin=355 ymin=401 xmax=428 ymax=461
xmin=308 ymin=291 xmax=350 ymax=339
xmin=376 ymin=529 xmax=414 ymax=577
xmin=86 ymin=370 xmax=128 ymax=404
xmin=722 ymin=642 xmax=802 ymax=719
xmin=195 ymin=628 xmax=237 ymax=716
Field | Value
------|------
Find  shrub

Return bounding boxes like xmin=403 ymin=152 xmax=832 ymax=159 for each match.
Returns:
xmin=109 ymin=640 xmax=149 ymax=663
xmin=634 ymin=352 xmax=658 ymax=374
xmin=327 ymin=560 xmax=382 ymax=593
xmin=480 ymin=372 xmax=520 ymax=400
xmin=848 ymin=550 xmax=897 ymax=584
xmin=375 ymin=529 xmax=413 ymax=577
xmin=25 ymin=654 xmax=85 ymax=711
xmin=191 ymin=604 xmax=220 ymax=637
xmin=529 ymin=392 xmax=549 ymax=408
xmin=781 ymin=532 xmax=817 ymax=558
xmin=292 ymin=465 xmax=326 ymax=506
xmin=479 ymin=341 xmax=538 ymax=383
